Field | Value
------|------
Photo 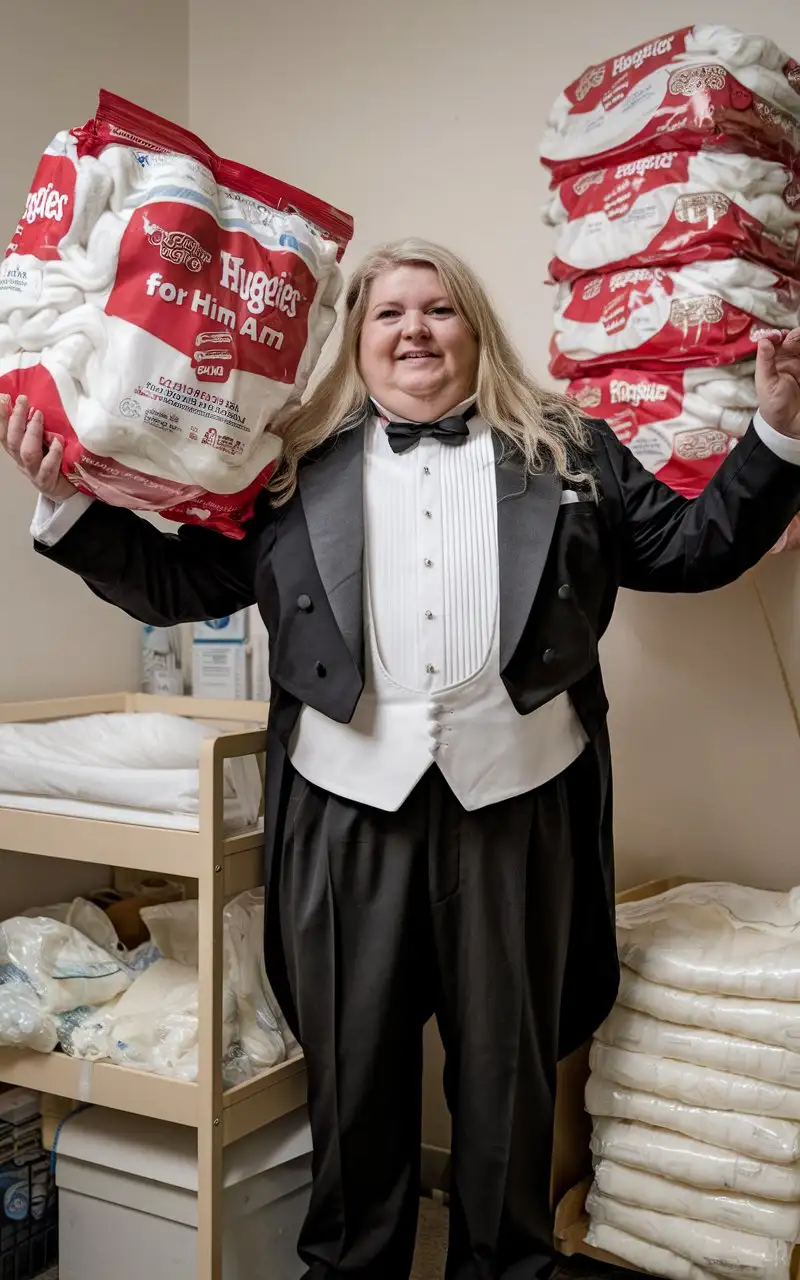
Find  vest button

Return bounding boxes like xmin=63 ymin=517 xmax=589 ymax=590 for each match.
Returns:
xmin=558 ymin=583 xmax=573 ymax=600
xmin=315 ymin=661 xmax=327 ymax=678
xmin=542 ymin=647 xmax=556 ymax=665
xmin=297 ymin=594 xmax=313 ymax=611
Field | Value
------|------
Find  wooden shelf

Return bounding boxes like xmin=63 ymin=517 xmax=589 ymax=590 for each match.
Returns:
xmin=0 ymin=1047 xmax=306 ymax=1141
xmin=0 ymin=692 xmax=298 ymax=1280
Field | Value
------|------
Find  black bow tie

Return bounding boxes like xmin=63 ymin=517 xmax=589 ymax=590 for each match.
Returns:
xmin=384 ymin=403 xmax=476 ymax=455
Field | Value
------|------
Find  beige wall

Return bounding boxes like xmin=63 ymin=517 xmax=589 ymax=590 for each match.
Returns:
xmin=189 ymin=0 xmax=800 ymax=1150
xmin=0 ymin=0 xmax=189 ymax=705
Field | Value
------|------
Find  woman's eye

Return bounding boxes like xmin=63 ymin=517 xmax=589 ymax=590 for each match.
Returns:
xmin=377 ymin=309 xmax=400 ymax=319
xmin=430 ymin=307 xmax=454 ymax=316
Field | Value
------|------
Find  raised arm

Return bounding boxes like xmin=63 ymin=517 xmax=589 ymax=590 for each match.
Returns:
xmin=597 ymin=331 xmax=800 ymax=594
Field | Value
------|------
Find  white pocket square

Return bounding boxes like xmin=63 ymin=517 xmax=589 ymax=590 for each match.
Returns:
xmin=560 ymin=490 xmax=580 ymax=505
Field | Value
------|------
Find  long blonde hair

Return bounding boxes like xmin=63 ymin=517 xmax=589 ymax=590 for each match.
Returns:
xmin=269 ymin=238 xmax=594 ymax=503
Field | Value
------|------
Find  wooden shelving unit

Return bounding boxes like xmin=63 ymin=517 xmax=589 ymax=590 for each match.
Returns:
xmin=0 ymin=692 xmax=307 ymax=1280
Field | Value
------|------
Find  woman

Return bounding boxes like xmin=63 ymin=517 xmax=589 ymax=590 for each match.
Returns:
xmin=3 ymin=240 xmax=800 ymax=1280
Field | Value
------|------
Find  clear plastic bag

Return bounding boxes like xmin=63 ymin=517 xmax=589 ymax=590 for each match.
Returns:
xmin=593 ymin=1159 xmax=800 ymax=1242
xmin=587 ymin=1222 xmax=729 ymax=1280
xmin=590 ymin=1040 xmax=800 ymax=1120
xmin=586 ymin=1187 xmax=791 ymax=1280
xmin=0 ymin=913 xmax=130 ymax=1015
xmin=591 ymin=1118 xmax=800 ymax=1202
xmin=586 ymin=1072 xmax=800 ymax=1162
xmin=598 ymin=1005 xmax=800 ymax=1089
xmin=0 ymin=982 xmax=57 ymax=1053
xmin=617 ymin=966 xmax=800 ymax=1053
xmin=616 ymin=882 xmax=800 ymax=1000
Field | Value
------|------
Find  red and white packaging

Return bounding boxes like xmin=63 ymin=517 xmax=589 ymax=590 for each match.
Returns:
xmin=540 ymin=24 xmax=800 ymax=184
xmin=550 ymin=259 xmax=800 ymax=380
xmin=1 ymin=131 xmax=112 ymax=317
xmin=544 ymin=151 xmax=800 ymax=282
xmin=568 ymin=363 xmax=757 ymax=496
xmin=0 ymin=91 xmax=354 ymax=537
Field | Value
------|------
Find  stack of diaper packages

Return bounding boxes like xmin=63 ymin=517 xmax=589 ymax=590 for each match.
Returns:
xmin=0 ymin=90 xmax=354 ymax=537
xmin=540 ymin=25 xmax=800 ymax=511
xmin=584 ymin=881 xmax=800 ymax=1280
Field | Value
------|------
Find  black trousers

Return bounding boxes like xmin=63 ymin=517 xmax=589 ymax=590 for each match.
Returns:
xmin=275 ymin=759 xmax=579 ymax=1280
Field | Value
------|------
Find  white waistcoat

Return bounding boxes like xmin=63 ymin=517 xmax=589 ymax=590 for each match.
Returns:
xmin=289 ymin=568 xmax=587 ymax=814
xmin=289 ymin=411 xmax=587 ymax=813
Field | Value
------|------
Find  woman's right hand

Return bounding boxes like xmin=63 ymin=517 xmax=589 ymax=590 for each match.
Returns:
xmin=0 ymin=394 xmax=79 ymax=502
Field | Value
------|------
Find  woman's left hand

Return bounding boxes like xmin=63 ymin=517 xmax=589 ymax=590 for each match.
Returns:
xmin=755 ymin=328 xmax=800 ymax=439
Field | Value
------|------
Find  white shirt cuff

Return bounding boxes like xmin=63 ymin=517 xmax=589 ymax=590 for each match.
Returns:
xmin=753 ymin=411 xmax=800 ymax=467
xmin=31 ymin=492 xmax=95 ymax=547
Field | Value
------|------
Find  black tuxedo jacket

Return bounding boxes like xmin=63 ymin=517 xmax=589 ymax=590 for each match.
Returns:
xmin=35 ymin=413 xmax=800 ymax=1054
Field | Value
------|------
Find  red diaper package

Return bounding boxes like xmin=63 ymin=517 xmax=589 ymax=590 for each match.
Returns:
xmin=540 ymin=24 xmax=800 ymax=184
xmin=0 ymin=91 xmax=354 ymax=537
xmin=544 ymin=150 xmax=800 ymax=283
xmin=550 ymin=260 xmax=800 ymax=380
xmin=568 ymin=365 xmax=759 ymax=497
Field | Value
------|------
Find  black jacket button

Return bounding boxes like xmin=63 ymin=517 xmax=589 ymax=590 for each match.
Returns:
xmin=542 ymin=648 xmax=556 ymax=665
xmin=315 ymin=661 xmax=327 ymax=678
xmin=558 ymin=583 xmax=573 ymax=600
xmin=297 ymin=594 xmax=313 ymax=611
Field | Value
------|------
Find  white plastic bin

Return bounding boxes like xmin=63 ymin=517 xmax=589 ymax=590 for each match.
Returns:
xmin=55 ymin=1105 xmax=312 ymax=1280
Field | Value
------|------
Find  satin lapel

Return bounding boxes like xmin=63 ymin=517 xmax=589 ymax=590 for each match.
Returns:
xmin=298 ymin=420 xmax=365 ymax=665
xmin=494 ymin=433 xmax=562 ymax=671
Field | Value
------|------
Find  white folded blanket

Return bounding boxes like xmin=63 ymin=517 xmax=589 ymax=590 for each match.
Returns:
xmin=592 ymin=1159 xmax=800 ymax=1242
xmin=617 ymin=966 xmax=800 ymax=1053
xmin=590 ymin=1041 xmax=800 ymax=1121
xmin=586 ymin=1072 xmax=800 ymax=1163
xmin=586 ymin=1189 xmax=791 ymax=1280
xmin=585 ymin=1223 xmax=718 ymax=1280
xmin=0 ymin=712 xmax=261 ymax=820
xmin=591 ymin=1118 xmax=800 ymax=1201
xmin=597 ymin=1005 xmax=800 ymax=1089
xmin=616 ymin=881 xmax=800 ymax=1000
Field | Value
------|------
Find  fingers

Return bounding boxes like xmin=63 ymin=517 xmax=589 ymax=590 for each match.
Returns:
xmin=3 ymin=395 xmax=32 ymax=462
xmin=1 ymin=397 xmax=48 ymax=480
xmin=18 ymin=407 xmax=45 ymax=471
xmin=0 ymin=393 xmax=9 ymax=448
xmin=774 ymin=327 xmax=800 ymax=352
xmin=35 ymin=435 xmax=64 ymax=496
xmin=756 ymin=337 xmax=780 ymax=393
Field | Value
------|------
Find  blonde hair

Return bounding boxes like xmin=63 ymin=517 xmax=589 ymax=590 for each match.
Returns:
xmin=269 ymin=238 xmax=594 ymax=503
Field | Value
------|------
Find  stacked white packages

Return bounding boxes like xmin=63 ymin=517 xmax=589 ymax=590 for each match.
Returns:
xmin=539 ymin=25 xmax=800 ymax=517
xmin=0 ymin=90 xmax=354 ymax=537
xmin=585 ymin=882 xmax=800 ymax=1280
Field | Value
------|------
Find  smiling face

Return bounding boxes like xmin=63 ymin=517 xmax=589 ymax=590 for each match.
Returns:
xmin=358 ymin=264 xmax=479 ymax=422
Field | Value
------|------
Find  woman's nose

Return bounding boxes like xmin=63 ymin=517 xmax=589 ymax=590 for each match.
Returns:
xmin=402 ymin=310 xmax=429 ymax=338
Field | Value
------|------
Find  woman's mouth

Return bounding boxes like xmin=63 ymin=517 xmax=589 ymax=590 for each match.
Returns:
xmin=398 ymin=351 xmax=439 ymax=361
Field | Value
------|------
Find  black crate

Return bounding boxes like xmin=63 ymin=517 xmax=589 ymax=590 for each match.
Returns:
xmin=0 ymin=1156 xmax=58 ymax=1280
